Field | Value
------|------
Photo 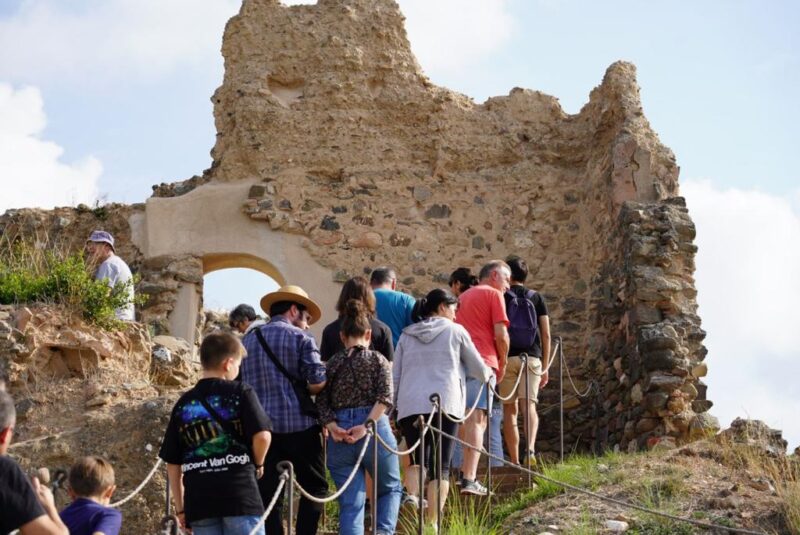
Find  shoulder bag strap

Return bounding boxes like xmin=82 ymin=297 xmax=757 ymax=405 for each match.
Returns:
xmin=254 ymin=328 xmax=301 ymax=383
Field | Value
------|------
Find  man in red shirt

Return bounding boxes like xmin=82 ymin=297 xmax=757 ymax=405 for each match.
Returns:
xmin=455 ymin=260 xmax=511 ymax=495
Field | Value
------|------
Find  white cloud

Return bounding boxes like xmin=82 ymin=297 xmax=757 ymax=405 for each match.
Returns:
xmin=400 ymin=0 xmax=515 ymax=75
xmin=0 ymin=0 xmax=240 ymax=84
xmin=0 ymin=83 xmax=101 ymax=212
xmin=285 ymin=0 xmax=515 ymax=75
xmin=684 ymin=179 xmax=800 ymax=448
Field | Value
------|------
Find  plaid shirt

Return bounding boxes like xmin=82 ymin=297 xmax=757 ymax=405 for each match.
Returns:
xmin=241 ymin=316 xmax=326 ymax=433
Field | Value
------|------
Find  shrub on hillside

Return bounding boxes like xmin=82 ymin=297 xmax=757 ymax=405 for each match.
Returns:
xmin=0 ymin=241 xmax=138 ymax=329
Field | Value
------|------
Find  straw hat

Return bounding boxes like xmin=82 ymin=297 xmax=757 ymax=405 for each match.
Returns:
xmin=260 ymin=285 xmax=322 ymax=325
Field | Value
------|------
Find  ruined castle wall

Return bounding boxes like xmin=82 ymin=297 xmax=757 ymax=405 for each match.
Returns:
xmin=0 ymin=0 xmax=713 ymax=451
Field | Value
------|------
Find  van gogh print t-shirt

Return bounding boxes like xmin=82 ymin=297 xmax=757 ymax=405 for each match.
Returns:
xmin=159 ymin=378 xmax=272 ymax=523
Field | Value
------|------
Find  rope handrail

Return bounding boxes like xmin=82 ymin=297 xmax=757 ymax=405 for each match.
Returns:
xmin=561 ymin=347 xmax=593 ymax=398
xmin=425 ymin=424 xmax=767 ymax=535
xmin=528 ymin=337 xmax=561 ymax=377
xmin=442 ymin=380 xmax=485 ymax=424
xmin=292 ymin=428 xmax=373 ymax=504
xmin=110 ymin=457 xmax=163 ymax=508
xmin=247 ymin=471 xmax=288 ymax=535
xmin=489 ymin=354 xmax=526 ymax=401
xmin=374 ymin=406 xmax=437 ymax=455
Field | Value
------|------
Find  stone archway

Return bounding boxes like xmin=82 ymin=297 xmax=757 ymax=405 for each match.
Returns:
xmin=131 ymin=181 xmax=341 ymax=346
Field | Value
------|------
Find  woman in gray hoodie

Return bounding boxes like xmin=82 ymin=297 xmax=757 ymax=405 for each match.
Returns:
xmin=393 ymin=289 xmax=492 ymax=525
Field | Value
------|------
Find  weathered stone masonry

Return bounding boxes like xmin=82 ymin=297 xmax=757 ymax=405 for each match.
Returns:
xmin=0 ymin=0 xmax=716 ymax=452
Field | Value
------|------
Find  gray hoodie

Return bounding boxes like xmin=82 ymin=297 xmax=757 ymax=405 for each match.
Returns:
xmin=393 ymin=316 xmax=492 ymax=420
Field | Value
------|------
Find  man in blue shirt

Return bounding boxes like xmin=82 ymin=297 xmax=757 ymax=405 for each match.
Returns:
xmin=241 ymin=285 xmax=327 ymax=535
xmin=370 ymin=267 xmax=416 ymax=347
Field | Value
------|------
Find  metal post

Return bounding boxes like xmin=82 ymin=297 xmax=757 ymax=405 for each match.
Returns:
xmin=321 ymin=436 xmax=327 ymax=530
xmin=523 ymin=353 xmax=532 ymax=489
xmin=417 ymin=414 xmax=425 ymax=535
xmin=430 ymin=394 xmax=443 ymax=535
xmin=165 ymin=464 xmax=171 ymax=516
xmin=367 ymin=420 xmax=378 ymax=535
xmin=559 ymin=337 xmax=564 ymax=463
xmin=485 ymin=381 xmax=492 ymax=514
xmin=278 ymin=461 xmax=294 ymax=535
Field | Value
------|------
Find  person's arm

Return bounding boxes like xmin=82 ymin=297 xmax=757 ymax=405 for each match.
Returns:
xmin=494 ymin=322 xmax=510 ymax=380
xmin=252 ymin=430 xmax=271 ymax=479
xmin=539 ymin=315 xmax=551 ymax=389
xmin=348 ymin=401 xmax=390 ymax=443
xmin=459 ymin=327 xmax=493 ymax=383
xmin=299 ymin=336 xmax=327 ymax=394
xmin=348 ymin=356 xmax=393 ymax=442
xmin=166 ymin=464 xmax=186 ymax=529
xmin=18 ymin=478 xmax=68 ymax=535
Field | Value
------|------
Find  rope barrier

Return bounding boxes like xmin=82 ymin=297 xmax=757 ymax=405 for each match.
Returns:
xmin=293 ymin=429 xmax=373 ymax=504
xmin=489 ymin=355 xmax=526 ymax=401
xmin=562 ymin=349 xmax=593 ymax=398
xmin=426 ymin=425 xmax=767 ymax=535
xmin=374 ymin=407 xmax=437 ymax=455
xmin=442 ymin=380 xmax=485 ymax=424
xmin=110 ymin=458 xmax=163 ymax=508
xmin=247 ymin=471 xmax=288 ymax=535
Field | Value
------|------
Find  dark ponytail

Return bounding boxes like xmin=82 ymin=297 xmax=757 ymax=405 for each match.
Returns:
xmin=341 ymin=299 xmax=371 ymax=338
xmin=413 ymin=289 xmax=458 ymax=321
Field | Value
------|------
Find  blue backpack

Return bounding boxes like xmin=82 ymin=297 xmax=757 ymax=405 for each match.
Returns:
xmin=505 ymin=288 xmax=538 ymax=350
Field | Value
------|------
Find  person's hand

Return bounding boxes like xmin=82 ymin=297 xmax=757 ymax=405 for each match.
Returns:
xmin=327 ymin=423 xmax=349 ymax=442
xmin=540 ymin=370 xmax=549 ymax=389
xmin=256 ymin=466 xmax=265 ymax=479
xmin=31 ymin=476 xmax=57 ymax=513
xmin=176 ymin=510 xmax=188 ymax=531
xmin=346 ymin=424 xmax=368 ymax=443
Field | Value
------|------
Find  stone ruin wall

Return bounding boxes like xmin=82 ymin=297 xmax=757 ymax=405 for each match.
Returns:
xmin=0 ymin=0 xmax=715 ymax=453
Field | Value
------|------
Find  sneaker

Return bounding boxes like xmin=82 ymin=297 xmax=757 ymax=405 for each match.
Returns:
xmin=453 ymin=470 xmax=464 ymax=486
xmin=401 ymin=492 xmax=420 ymax=509
xmin=459 ymin=478 xmax=490 ymax=496
xmin=523 ymin=450 xmax=538 ymax=469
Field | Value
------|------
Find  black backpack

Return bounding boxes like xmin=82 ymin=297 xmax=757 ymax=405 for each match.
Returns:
xmin=505 ymin=288 xmax=538 ymax=350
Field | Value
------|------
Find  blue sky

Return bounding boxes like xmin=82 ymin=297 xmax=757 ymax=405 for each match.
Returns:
xmin=1 ymin=0 xmax=798 ymax=447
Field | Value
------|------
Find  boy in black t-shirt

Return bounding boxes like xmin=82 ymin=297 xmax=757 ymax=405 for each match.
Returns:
xmin=160 ymin=333 xmax=273 ymax=535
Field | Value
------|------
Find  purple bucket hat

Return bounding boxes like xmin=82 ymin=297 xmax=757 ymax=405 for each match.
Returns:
xmin=87 ymin=230 xmax=115 ymax=251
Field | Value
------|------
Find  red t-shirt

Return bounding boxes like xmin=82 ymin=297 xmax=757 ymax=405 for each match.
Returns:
xmin=455 ymin=284 xmax=509 ymax=371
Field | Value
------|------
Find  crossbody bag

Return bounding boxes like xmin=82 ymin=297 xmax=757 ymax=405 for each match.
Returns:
xmin=254 ymin=329 xmax=319 ymax=418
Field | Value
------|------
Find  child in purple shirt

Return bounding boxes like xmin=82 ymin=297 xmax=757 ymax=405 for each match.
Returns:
xmin=59 ymin=456 xmax=122 ymax=535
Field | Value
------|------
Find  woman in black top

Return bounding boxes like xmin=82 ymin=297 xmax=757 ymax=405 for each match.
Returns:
xmin=320 ymin=276 xmax=394 ymax=362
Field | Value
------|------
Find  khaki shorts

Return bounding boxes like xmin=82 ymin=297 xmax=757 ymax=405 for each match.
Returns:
xmin=498 ymin=355 xmax=542 ymax=404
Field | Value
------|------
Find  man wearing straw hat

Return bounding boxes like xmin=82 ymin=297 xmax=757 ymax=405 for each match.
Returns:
xmin=240 ymin=285 xmax=328 ymax=535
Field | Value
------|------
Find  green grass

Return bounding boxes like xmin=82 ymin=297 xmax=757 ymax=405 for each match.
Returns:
xmin=492 ymin=451 xmax=625 ymax=524
xmin=0 ymin=239 xmax=142 ymax=329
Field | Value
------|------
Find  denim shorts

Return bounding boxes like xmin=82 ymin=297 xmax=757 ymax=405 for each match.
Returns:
xmin=465 ymin=374 xmax=495 ymax=412
xmin=191 ymin=515 xmax=264 ymax=535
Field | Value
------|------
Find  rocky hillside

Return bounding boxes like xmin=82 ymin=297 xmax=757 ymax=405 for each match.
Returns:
xmin=500 ymin=421 xmax=797 ymax=534
xmin=2 ymin=306 xmax=795 ymax=534
xmin=1 ymin=305 xmax=196 ymax=535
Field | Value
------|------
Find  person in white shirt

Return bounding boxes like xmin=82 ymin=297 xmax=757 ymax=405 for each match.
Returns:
xmin=85 ymin=230 xmax=135 ymax=321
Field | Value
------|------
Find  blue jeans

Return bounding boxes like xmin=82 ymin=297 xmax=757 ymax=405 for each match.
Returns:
xmin=191 ymin=515 xmax=264 ymax=535
xmin=327 ymin=408 xmax=402 ymax=535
